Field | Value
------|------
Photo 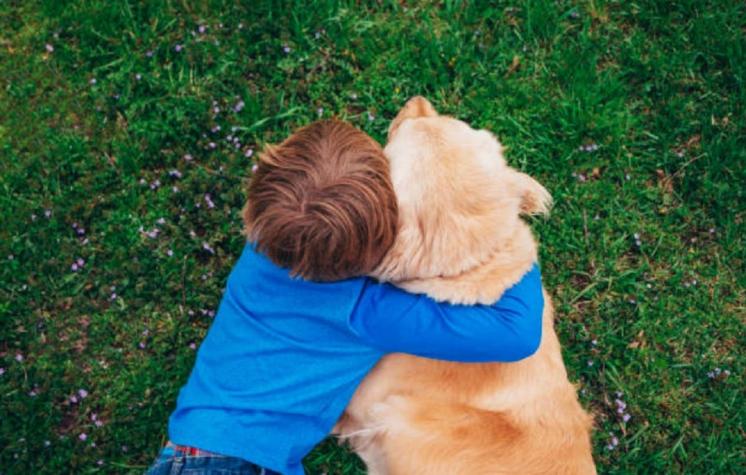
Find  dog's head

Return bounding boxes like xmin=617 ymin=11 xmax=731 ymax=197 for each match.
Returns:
xmin=375 ymin=97 xmax=551 ymax=282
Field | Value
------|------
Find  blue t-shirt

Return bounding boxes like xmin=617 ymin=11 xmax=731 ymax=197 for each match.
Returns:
xmin=168 ymin=243 xmax=543 ymax=474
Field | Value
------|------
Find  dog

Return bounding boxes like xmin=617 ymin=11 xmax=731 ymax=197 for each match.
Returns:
xmin=335 ymin=97 xmax=596 ymax=474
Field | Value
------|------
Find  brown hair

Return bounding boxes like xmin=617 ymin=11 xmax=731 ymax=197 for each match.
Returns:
xmin=243 ymin=119 xmax=398 ymax=281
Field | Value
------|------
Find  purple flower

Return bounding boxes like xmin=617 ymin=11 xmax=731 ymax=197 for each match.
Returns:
xmin=138 ymin=341 xmax=146 ymax=349
xmin=204 ymin=194 xmax=215 ymax=209
xmin=707 ymin=367 xmax=730 ymax=379
xmin=198 ymin=25 xmax=206 ymax=34
xmin=202 ymin=242 xmax=215 ymax=254
xmin=316 ymin=107 xmax=324 ymax=116
xmin=97 ymin=460 xmax=104 ymax=466
xmin=282 ymin=45 xmax=291 ymax=54
xmin=166 ymin=249 xmax=174 ymax=257
xmin=208 ymin=142 xmax=217 ymax=149
xmin=45 ymin=43 xmax=54 ymax=53
xmin=69 ymin=395 xmax=78 ymax=404
xmin=189 ymin=342 xmax=197 ymax=350
xmin=605 ymin=432 xmax=619 ymax=450
xmin=146 ymin=50 xmax=154 ymax=57
xmin=78 ymin=433 xmax=87 ymax=441
xmin=174 ymin=44 xmax=183 ymax=52
xmin=579 ymin=143 xmax=599 ymax=153
xmin=183 ymin=154 xmax=193 ymax=162
xmin=251 ymin=164 xmax=258 ymax=173
xmin=233 ymin=100 xmax=245 ymax=113
xmin=622 ymin=413 xmax=631 ymax=423
xmin=245 ymin=148 xmax=254 ymax=158
xmin=0 ymin=368 xmax=5 ymax=376
xmin=15 ymin=353 xmax=24 ymax=362
xmin=78 ymin=388 xmax=89 ymax=399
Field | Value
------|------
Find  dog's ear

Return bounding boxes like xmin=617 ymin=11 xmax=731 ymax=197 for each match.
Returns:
xmin=508 ymin=170 xmax=552 ymax=216
xmin=388 ymin=96 xmax=438 ymax=140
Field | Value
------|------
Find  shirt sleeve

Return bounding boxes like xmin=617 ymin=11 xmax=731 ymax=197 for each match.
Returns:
xmin=348 ymin=264 xmax=544 ymax=363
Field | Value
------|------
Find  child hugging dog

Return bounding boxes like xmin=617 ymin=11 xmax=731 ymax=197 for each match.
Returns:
xmin=146 ymin=119 xmax=544 ymax=475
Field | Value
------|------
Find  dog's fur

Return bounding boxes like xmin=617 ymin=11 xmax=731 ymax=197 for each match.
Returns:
xmin=335 ymin=97 xmax=596 ymax=474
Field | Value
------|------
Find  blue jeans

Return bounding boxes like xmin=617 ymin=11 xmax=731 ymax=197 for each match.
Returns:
xmin=146 ymin=443 xmax=280 ymax=475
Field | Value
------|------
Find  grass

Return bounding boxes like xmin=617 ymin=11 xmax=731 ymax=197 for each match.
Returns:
xmin=0 ymin=0 xmax=744 ymax=473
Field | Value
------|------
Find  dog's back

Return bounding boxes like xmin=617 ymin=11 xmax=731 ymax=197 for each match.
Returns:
xmin=338 ymin=97 xmax=595 ymax=474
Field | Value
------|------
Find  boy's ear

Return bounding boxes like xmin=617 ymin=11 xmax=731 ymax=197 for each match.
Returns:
xmin=509 ymin=170 xmax=552 ymax=216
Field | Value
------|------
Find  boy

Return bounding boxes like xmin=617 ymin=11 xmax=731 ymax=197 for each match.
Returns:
xmin=147 ymin=120 xmax=543 ymax=475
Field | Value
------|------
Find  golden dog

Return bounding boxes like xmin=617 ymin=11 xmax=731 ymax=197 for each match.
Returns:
xmin=336 ymin=97 xmax=595 ymax=474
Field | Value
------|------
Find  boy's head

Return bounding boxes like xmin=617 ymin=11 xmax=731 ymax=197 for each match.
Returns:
xmin=244 ymin=120 xmax=398 ymax=281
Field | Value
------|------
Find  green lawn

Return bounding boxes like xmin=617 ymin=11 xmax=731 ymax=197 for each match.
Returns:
xmin=1 ymin=1 xmax=744 ymax=473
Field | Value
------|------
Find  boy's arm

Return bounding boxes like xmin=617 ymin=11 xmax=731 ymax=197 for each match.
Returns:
xmin=348 ymin=264 xmax=543 ymax=363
